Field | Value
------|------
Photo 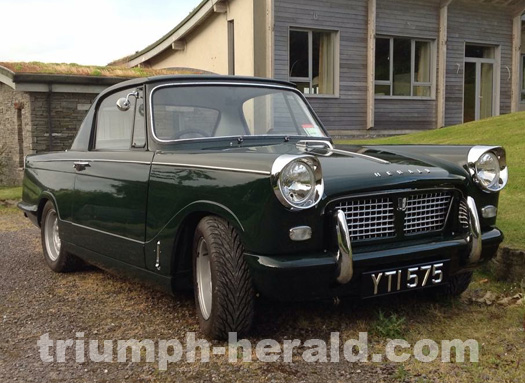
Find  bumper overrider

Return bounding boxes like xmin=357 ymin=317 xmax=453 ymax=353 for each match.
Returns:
xmin=244 ymin=196 xmax=501 ymax=301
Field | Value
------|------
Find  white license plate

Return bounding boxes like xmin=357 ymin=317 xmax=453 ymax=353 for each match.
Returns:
xmin=362 ymin=260 xmax=449 ymax=297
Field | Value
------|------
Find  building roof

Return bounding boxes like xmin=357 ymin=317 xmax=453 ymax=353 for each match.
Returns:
xmin=0 ymin=62 xmax=205 ymax=79
xmin=113 ymin=0 xmax=220 ymax=68
xmin=0 ymin=62 xmax=207 ymax=93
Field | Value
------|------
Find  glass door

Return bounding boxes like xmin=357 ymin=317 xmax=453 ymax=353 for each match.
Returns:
xmin=463 ymin=62 xmax=476 ymax=123
xmin=463 ymin=45 xmax=496 ymax=122
xmin=480 ymin=63 xmax=494 ymax=119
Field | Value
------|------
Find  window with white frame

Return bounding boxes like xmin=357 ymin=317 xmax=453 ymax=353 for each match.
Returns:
xmin=289 ymin=29 xmax=336 ymax=95
xmin=375 ymin=37 xmax=433 ymax=98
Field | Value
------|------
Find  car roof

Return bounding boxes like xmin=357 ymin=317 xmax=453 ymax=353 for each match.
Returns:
xmin=99 ymin=75 xmax=297 ymax=98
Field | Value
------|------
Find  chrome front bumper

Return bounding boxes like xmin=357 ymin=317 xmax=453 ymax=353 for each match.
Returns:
xmin=335 ymin=209 xmax=353 ymax=284
xmin=333 ymin=196 xmax=483 ymax=284
xmin=466 ymin=196 xmax=482 ymax=263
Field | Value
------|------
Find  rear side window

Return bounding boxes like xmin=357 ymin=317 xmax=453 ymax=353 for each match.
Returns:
xmin=95 ymin=88 xmax=146 ymax=150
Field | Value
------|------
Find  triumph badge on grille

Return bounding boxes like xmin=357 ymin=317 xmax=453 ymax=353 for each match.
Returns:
xmin=398 ymin=197 xmax=408 ymax=212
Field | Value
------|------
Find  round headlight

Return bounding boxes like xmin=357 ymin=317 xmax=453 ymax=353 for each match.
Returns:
xmin=280 ymin=161 xmax=315 ymax=205
xmin=271 ymin=155 xmax=324 ymax=210
xmin=468 ymin=146 xmax=508 ymax=193
xmin=475 ymin=152 xmax=500 ymax=190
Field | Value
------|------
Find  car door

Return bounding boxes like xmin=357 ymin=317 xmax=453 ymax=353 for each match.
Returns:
xmin=71 ymin=86 xmax=153 ymax=267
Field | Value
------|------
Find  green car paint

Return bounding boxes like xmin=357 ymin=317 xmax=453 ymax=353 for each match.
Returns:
xmin=19 ymin=76 xmax=505 ymax=302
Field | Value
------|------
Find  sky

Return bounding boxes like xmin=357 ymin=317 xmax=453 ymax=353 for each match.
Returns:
xmin=0 ymin=0 xmax=202 ymax=66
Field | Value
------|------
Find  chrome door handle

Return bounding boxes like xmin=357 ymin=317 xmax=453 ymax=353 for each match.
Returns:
xmin=73 ymin=161 xmax=90 ymax=171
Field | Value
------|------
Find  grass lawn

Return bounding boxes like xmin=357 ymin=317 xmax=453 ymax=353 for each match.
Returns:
xmin=0 ymin=186 xmax=22 ymax=201
xmin=337 ymin=111 xmax=525 ymax=250
xmin=0 ymin=186 xmax=22 ymax=215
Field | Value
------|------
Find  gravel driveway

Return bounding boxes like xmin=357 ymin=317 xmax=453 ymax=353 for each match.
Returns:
xmin=0 ymin=211 xmax=404 ymax=383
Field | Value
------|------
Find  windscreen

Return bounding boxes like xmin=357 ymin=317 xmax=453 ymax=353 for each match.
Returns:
xmin=151 ymin=85 xmax=327 ymax=140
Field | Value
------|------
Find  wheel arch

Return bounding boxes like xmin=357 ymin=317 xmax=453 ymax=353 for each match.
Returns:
xmin=36 ymin=192 xmax=59 ymax=226
xmin=168 ymin=201 xmax=246 ymax=282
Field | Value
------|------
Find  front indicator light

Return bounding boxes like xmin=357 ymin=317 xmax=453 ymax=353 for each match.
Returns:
xmin=481 ymin=205 xmax=498 ymax=219
xmin=289 ymin=226 xmax=312 ymax=241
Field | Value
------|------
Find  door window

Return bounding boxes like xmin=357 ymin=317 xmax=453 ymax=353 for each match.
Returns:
xmin=95 ymin=88 xmax=145 ymax=150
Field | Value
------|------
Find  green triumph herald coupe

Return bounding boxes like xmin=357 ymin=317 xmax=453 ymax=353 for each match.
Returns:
xmin=19 ymin=75 xmax=508 ymax=339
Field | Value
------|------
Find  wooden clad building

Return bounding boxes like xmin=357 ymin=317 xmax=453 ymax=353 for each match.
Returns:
xmin=121 ymin=0 xmax=525 ymax=136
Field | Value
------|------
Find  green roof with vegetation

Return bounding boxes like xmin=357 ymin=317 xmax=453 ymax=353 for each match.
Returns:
xmin=338 ymin=112 xmax=525 ymax=250
xmin=0 ymin=62 xmax=205 ymax=78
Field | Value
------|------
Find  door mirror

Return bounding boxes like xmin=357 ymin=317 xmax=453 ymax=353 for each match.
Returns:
xmin=116 ymin=91 xmax=139 ymax=112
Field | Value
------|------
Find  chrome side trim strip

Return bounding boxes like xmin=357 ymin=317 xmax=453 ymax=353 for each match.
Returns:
xmin=152 ymin=162 xmax=270 ymax=175
xmin=35 ymin=159 xmax=152 ymax=165
xmin=155 ymin=241 xmax=161 ymax=271
xmin=330 ymin=148 xmax=391 ymax=165
xmin=88 ymin=159 xmax=151 ymax=165
xmin=335 ymin=209 xmax=353 ymax=284
xmin=62 ymin=220 xmax=145 ymax=245
xmin=466 ymin=196 xmax=482 ymax=264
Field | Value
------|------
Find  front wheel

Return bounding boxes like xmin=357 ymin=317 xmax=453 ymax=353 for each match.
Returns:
xmin=192 ymin=216 xmax=254 ymax=339
xmin=429 ymin=271 xmax=473 ymax=298
xmin=444 ymin=271 xmax=473 ymax=296
xmin=41 ymin=201 xmax=82 ymax=272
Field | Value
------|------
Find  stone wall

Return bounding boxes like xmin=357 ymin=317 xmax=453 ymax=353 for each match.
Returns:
xmin=0 ymin=86 xmax=95 ymax=185
xmin=30 ymin=92 xmax=95 ymax=153
xmin=0 ymin=84 xmax=32 ymax=186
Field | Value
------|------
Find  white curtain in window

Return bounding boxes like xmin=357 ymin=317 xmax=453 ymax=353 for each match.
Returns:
xmin=318 ymin=34 xmax=334 ymax=94
xmin=415 ymin=42 xmax=430 ymax=96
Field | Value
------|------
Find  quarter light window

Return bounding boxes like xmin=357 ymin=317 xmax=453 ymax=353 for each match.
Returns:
xmin=375 ymin=37 xmax=433 ymax=98
xmin=289 ymin=29 xmax=336 ymax=95
xmin=95 ymin=90 xmax=136 ymax=150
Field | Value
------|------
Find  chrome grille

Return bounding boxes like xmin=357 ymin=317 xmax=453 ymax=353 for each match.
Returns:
xmin=458 ymin=199 xmax=470 ymax=229
xmin=404 ymin=192 xmax=452 ymax=234
xmin=334 ymin=191 xmax=455 ymax=242
xmin=335 ymin=198 xmax=395 ymax=241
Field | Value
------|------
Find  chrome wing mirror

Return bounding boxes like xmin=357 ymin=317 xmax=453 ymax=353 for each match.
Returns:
xmin=116 ymin=91 xmax=139 ymax=111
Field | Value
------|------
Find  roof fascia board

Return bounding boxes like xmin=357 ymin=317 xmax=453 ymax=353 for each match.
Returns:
xmin=0 ymin=68 xmax=125 ymax=93
xmin=0 ymin=72 xmax=15 ymax=89
xmin=12 ymin=73 xmax=126 ymax=86
xmin=127 ymin=0 xmax=214 ymax=67
xmin=14 ymin=83 xmax=110 ymax=94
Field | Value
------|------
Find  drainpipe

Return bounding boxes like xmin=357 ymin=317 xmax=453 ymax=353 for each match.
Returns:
xmin=47 ymin=83 xmax=53 ymax=151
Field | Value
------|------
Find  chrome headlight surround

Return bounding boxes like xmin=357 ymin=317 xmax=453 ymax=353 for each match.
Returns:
xmin=467 ymin=146 xmax=508 ymax=193
xmin=271 ymin=155 xmax=324 ymax=210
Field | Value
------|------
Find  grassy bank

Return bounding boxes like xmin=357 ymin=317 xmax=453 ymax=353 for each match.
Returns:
xmin=338 ymin=112 xmax=525 ymax=250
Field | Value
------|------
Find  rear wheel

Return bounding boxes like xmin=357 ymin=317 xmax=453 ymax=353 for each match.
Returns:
xmin=192 ymin=216 xmax=254 ymax=339
xmin=41 ymin=201 xmax=82 ymax=272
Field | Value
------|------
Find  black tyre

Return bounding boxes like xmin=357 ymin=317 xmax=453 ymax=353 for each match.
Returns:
xmin=192 ymin=216 xmax=254 ymax=339
xmin=444 ymin=271 xmax=473 ymax=296
xmin=430 ymin=271 xmax=473 ymax=298
xmin=41 ymin=201 xmax=82 ymax=273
